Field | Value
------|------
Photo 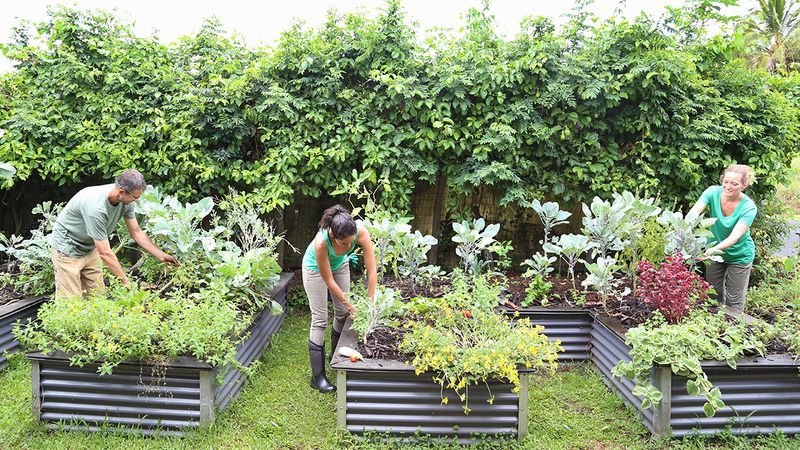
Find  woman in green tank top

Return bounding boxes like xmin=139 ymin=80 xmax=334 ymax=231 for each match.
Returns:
xmin=688 ymin=164 xmax=758 ymax=314
xmin=301 ymin=205 xmax=377 ymax=393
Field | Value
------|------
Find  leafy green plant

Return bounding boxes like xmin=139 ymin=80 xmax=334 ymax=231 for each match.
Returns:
xmin=612 ymin=310 xmax=774 ymax=418
xmin=416 ymin=265 xmax=446 ymax=291
xmin=487 ymin=239 xmax=514 ymax=272
xmin=363 ymin=218 xmax=412 ymax=280
xmin=213 ymin=248 xmax=282 ymax=314
xmin=612 ymin=191 xmax=662 ymax=286
xmin=581 ymin=257 xmax=630 ymax=311
xmin=544 ymin=234 xmax=595 ymax=290
xmin=581 ymin=196 xmax=630 ymax=258
xmin=522 ymin=252 xmax=556 ymax=278
xmin=136 ymin=188 xmax=227 ymax=263
xmin=521 ymin=252 xmax=555 ymax=308
xmin=522 ymin=274 xmax=553 ymax=308
xmin=452 ymin=218 xmax=500 ymax=276
xmin=394 ymin=230 xmax=437 ymax=283
xmin=528 ymin=200 xmax=572 ymax=247
xmin=658 ymin=210 xmax=720 ymax=266
xmin=350 ymin=285 xmax=400 ymax=346
xmin=1 ymin=202 xmax=62 ymax=295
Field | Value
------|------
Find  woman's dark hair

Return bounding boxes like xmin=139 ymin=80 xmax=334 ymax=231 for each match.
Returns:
xmin=319 ymin=205 xmax=357 ymax=239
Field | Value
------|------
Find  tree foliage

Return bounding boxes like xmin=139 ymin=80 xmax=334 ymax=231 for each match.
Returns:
xmin=0 ymin=1 xmax=797 ymax=220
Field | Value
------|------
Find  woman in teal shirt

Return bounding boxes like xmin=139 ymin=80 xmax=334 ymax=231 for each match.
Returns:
xmin=302 ymin=205 xmax=377 ymax=393
xmin=687 ymin=164 xmax=757 ymax=314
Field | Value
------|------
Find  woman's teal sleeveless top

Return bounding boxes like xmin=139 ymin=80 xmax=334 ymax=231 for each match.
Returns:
xmin=302 ymin=223 xmax=358 ymax=272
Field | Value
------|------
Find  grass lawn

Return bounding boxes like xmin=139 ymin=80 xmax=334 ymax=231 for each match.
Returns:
xmin=2 ymin=308 xmax=800 ymax=449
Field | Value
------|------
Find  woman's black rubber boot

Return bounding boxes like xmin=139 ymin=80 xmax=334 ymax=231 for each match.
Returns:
xmin=309 ymin=340 xmax=336 ymax=393
xmin=330 ymin=329 xmax=341 ymax=363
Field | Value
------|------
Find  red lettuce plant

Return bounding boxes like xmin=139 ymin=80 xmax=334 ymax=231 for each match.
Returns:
xmin=637 ymin=255 xmax=712 ymax=324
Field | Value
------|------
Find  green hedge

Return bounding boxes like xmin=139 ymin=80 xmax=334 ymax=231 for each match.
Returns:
xmin=1 ymin=2 xmax=798 ymax=215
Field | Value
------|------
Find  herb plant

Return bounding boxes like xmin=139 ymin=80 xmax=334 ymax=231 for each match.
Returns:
xmin=612 ymin=310 xmax=773 ymax=418
xmin=400 ymin=292 xmax=561 ymax=412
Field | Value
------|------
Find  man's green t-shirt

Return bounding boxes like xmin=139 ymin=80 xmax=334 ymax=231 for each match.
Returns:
xmin=50 ymin=184 xmax=136 ymax=257
xmin=699 ymin=186 xmax=757 ymax=264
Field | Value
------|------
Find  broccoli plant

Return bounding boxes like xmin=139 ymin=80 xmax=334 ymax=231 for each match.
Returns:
xmin=363 ymin=218 xmax=412 ymax=280
xmin=581 ymin=196 xmax=630 ymax=259
xmin=522 ymin=252 xmax=556 ymax=278
xmin=581 ymin=257 xmax=630 ymax=311
xmin=612 ymin=191 xmax=662 ymax=288
xmin=544 ymin=234 xmax=595 ymax=290
xmin=657 ymin=211 xmax=720 ymax=266
xmin=136 ymin=188 xmax=228 ymax=267
xmin=395 ymin=231 xmax=437 ymax=284
xmin=528 ymin=200 xmax=572 ymax=247
xmin=214 ymin=248 xmax=283 ymax=314
xmin=452 ymin=218 xmax=500 ymax=276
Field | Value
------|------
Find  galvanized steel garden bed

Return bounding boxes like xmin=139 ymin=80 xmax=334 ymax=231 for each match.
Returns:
xmin=0 ymin=295 xmax=48 ymax=371
xmin=506 ymin=307 xmax=593 ymax=362
xmin=26 ymin=272 xmax=293 ymax=435
xmin=331 ymin=326 xmax=530 ymax=444
xmin=591 ymin=313 xmax=800 ymax=438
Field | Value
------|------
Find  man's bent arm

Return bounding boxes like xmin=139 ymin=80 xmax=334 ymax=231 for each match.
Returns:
xmin=124 ymin=217 xmax=178 ymax=265
xmin=94 ymin=239 xmax=130 ymax=285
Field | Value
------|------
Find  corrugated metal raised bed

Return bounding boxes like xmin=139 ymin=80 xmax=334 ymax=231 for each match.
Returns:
xmin=27 ymin=272 xmax=293 ymax=435
xmin=508 ymin=307 xmax=592 ymax=362
xmin=1 ymin=295 xmax=48 ymax=371
xmin=591 ymin=314 xmax=800 ymax=437
xmin=331 ymin=327 xmax=530 ymax=444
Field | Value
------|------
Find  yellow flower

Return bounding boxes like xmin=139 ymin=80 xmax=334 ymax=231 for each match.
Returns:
xmin=441 ymin=397 xmax=449 ymax=405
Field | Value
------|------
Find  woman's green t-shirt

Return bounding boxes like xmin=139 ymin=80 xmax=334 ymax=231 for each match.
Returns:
xmin=699 ymin=186 xmax=757 ymax=264
xmin=302 ymin=223 xmax=359 ymax=272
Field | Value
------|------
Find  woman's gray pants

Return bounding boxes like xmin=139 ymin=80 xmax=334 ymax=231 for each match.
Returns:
xmin=705 ymin=261 xmax=752 ymax=315
xmin=303 ymin=264 xmax=350 ymax=346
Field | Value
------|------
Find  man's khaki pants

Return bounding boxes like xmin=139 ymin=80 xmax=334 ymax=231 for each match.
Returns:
xmin=51 ymin=248 xmax=105 ymax=299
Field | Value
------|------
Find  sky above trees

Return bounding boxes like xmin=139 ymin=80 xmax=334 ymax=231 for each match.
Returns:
xmin=0 ymin=0 xmax=751 ymax=73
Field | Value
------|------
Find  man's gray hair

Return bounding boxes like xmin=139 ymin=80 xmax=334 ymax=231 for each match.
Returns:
xmin=115 ymin=169 xmax=147 ymax=192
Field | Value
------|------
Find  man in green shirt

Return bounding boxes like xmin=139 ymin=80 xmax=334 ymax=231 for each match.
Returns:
xmin=49 ymin=169 xmax=178 ymax=298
